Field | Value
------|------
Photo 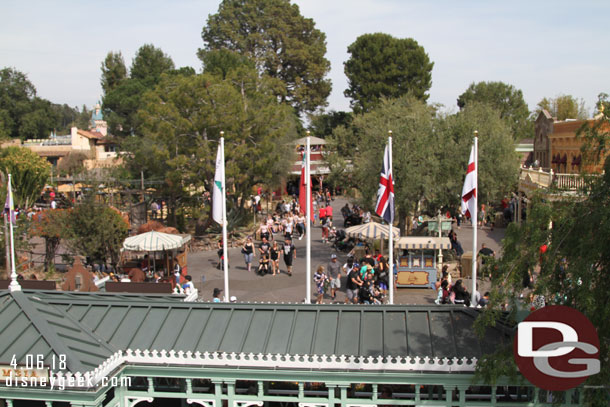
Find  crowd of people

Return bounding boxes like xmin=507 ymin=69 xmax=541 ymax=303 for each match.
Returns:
xmin=311 ymin=251 xmax=393 ymax=304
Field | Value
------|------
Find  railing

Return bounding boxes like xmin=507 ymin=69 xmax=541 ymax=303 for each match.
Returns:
xmin=520 ymin=167 xmax=601 ymax=191
xmin=554 ymin=173 xmax=586 ymax=190
xmin=519 ymin=167 xmax=553 ymax=188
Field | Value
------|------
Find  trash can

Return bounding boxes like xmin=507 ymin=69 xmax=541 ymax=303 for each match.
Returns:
xmin=461 ymin=251 xmax=473 ymax=278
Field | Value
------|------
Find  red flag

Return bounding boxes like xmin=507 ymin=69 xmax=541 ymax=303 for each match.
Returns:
xmin=461 ymin=145 xmax=477 ymax=218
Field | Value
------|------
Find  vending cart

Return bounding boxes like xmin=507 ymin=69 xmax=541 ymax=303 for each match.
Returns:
xmin=395 ymin=236 xmax=451 ymax=288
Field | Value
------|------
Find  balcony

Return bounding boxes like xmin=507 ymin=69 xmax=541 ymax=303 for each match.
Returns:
xmin=519 ymin=166 xmax=601 ymax=195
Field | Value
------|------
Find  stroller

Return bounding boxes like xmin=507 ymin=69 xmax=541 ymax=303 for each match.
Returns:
xmin=257 ymin=254 xmax=270 ymax=276
xmin=332 ymin=229 xmax=353 ymax=252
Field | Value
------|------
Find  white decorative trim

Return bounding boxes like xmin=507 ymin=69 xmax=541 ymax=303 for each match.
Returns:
xmin=187 ymin=399 xmax=215 ymax=407
xmin=234 ymin=401 xmax=263 ymax=407
xmin=299 ymin=403 xmax=329 ymax=407
xmin=126 ymin=396 xmax=153 ymax=407
xmin=49 ymin=349 xmax=477 ymax=389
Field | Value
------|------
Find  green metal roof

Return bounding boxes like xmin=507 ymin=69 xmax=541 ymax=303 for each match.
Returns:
xmin=0 ymin=290 xmax=511 ymax=376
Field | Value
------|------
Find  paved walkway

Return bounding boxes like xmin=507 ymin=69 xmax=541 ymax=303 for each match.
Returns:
xmin=188 ymin=196 xmax=505 ymax=304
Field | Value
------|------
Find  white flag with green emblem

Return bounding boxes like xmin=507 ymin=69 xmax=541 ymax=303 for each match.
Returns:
xmin=212 ymin=143 xmax=224 ymax=225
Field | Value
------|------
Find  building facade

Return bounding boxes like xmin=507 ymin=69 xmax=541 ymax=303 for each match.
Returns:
xmin=14 ymin=103 xmax=120 ymax=169
xmin=533 ymin=109 xmax=608 ymax=174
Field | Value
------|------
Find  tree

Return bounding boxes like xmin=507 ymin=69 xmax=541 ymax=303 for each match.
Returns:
xmin=200 ymin=48 xmax=256 ymax=80
xmin=344 ymin=33 xmax=433 ymax=113
xmin=457 ymin=81 xmax=531 ymax=140
xmin=347 ymin=97 xmax=518 ymax=233
xmin=308 ymin=110 xmax=352 ymax=139
xmin=201 ymin=0 xmax=332 ymax=115
xmin=57 ymin=151 xmax=88 ymax=177
xmin=475 ymin=163 xmax=610 ymax=406
xmin=102 ymin=44 xmax=175 ymax=137
xmin=436 ymin=103 xmax=520 ymax=209
xmin=127 ymin=64 xmax=296 ymax=229
xmin=63 ymin=196 xmax=128 ymax=266
xmin=349 ymin=96 xmax=438 ymax=233
xmin=0 ymin=146 xmax=50 ymax=208
xmin=101 ymin=51 xmax=127 ymax=95
xmin=129 ymin=44 xmax=174 ymax=81
xmin=0 ymin=67 xmax=38 ymax=139
xmin=30 ymin=209 xmax=69 ymax=272
xmin=1 ymin=67 xmax=81 ymax=139
xmin=537 ymin=94 xmax=588 ymax=121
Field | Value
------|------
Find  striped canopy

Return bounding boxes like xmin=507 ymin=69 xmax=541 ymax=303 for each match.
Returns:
xmin=395 ymin=236 xmax=451 ymax=250
xmin=123 ymin=231 xmax=191 ymax=252
xmin=345 ymin=222 xmax=399 ymax=240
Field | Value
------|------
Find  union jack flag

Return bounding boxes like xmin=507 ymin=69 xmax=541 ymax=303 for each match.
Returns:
xmin=375 ymin=144 xmax=394 ymax=224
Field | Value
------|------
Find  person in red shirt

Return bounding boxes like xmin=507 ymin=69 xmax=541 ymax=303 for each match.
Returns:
xmin=319 ymin=206 xmax=326 ymax=225
xmin=325 ymin=203 xmax=333 ymax=221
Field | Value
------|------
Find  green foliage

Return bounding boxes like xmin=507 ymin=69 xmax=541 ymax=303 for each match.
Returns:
xmin=475 ymin=160 xmax=610 ymax=405
xmin=130 ymin=44 xmax=175 ymax=81
xmin=437 ymin=103 xmax=520 ymax=208
xmin=0 ymin=67 xmax=85 ymax=139
xmin=308 ymin=110 xmax=352 ymax=139
xmin=537 ymin=94 xmax=589 ymax=121
xmin=457 ymin=81 xmax=531 ymax=140
xmin=0 ymin=146 xmax=50 ymax=208
xmin=30 ymin=209 xmax=70 ymax=272
xmin=349 ymin=96 xmax=438 ymax=231
xmin=344 ymin=33 xmax=433 ymax=112
xmin=101 ymin=44 xmax=175 ymax=137
xmin=62 ymin=196 xmax=128 ymax=266
xmin=344 ymin=97 xmax=518 ymax=231
xmin=199 ymin=48 xmax=256 ymax=79
xmin=127 ymin=63 xmax=296 ymax=228
xmin=101 ymin=51 xmax=127 ymax=94
xmin=201 ymin=0 xmax=331 ymax=115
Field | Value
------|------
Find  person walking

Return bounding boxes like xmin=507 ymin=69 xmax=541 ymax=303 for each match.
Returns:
xmin=313 ymin=265 xmax=327 ymax=304
xmin=345 ymin=263 xmax=363 ymax=304
xmin=282 ymin=237 xmax=296 ymax=276
xmin=242 ymin=237 xmax=254 ymax=272
xmin=327 ymin=254 xmax=342 ymax=301
xmin=270 ymin=240 xmax=280 ymax=275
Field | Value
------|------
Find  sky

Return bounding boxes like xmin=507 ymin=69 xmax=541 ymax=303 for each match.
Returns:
xmin=1 ymin=0 xmax=609 ymax=115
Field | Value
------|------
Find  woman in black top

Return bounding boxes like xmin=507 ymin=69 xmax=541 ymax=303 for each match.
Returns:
xmin=270 ymin=241 xmax=280 ymax=275
xmin=242 ymin=237 xmax=254 ymax=272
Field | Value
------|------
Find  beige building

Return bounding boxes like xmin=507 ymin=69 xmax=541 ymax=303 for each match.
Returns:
xmin=18 ymin=103 xmax=121 ymax=169
xmin=534 ymin=109 xmax=608 ymax=174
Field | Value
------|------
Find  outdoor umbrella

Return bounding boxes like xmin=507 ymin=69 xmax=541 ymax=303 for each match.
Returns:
xmin=345 ymin=221 xmax=399 ymax=256
xmin=345 ymin=222 xmax=399 ymax=240
xmin=123 ymin=231 xmax=191 ymax=276
xmin=123 ymin=230 xmax=188 ymax=251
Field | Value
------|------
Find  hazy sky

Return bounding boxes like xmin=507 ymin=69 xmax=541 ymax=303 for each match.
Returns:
xmin=1 ymin=0 xmax=608 ymax=115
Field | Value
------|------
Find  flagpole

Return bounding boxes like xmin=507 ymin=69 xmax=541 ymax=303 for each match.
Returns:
xmin=471 ymin=132 xmax=478 ymax=306
xmin=220 ymin=134 xmax=230 ymax=301
xmin=8 ymin=174 xmax=20 ymax=292
xmin=305 ymin=133 xmax=311 ymax=304
xmin=387 ymin=132 xmax=395 ymax=305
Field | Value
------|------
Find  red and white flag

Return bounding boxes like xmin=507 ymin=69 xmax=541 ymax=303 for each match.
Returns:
xmin=375 ymin=144 xmax=394 ymax=223
xmin=461 ymin=145 xmax=477 ymax=218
